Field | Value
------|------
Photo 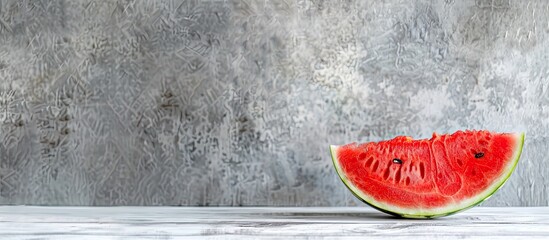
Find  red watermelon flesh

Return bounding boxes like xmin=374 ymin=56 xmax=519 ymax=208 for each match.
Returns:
xmin=330 ymin=130 xmax=524 ymax=218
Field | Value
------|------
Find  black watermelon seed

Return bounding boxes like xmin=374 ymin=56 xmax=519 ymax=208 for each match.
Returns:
xmin=392 ymin=158 xmax=403 ymax=164
xmin=475 ymin=152 xmax=484 ymax=158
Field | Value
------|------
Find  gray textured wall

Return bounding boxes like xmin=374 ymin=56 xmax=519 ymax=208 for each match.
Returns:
xmin=0 ymin=0 xmax=547 ymax=206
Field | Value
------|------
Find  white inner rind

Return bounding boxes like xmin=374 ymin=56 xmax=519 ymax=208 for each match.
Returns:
xmin=331 ymin=132 xmax=524 ymax=218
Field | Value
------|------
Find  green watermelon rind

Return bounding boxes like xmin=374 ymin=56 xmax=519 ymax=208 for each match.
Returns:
xmin=330 ymin=132 xmax=524 ymax=219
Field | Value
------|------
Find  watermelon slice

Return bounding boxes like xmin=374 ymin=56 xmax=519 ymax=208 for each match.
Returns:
xmin=330 ymin=130 xmax=524 ymax=218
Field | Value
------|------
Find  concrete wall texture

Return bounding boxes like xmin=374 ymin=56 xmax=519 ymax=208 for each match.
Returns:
xmin=0 ymin=0 xmax=547 ymax=206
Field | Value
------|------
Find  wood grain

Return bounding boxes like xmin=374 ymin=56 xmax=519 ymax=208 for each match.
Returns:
xmin=0 ymin=207 xmax=547 ymax=239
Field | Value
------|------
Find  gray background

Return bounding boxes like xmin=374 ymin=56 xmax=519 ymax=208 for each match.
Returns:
xmin=0 ymin=0 xmax=547 ymax=206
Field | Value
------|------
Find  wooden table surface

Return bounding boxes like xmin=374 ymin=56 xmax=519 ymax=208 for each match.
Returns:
xmin=0 ymin=206 xmax=547 ymax=239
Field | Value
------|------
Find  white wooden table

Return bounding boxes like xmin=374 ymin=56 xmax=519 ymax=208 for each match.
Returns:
xmin=0 ymin=206 xmax=547 ymax=239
